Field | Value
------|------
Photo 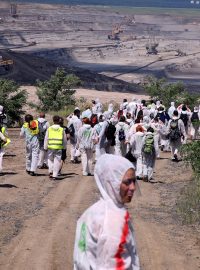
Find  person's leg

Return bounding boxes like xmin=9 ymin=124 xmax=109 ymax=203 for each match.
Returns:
xmin=147 ymin=155 xmax=156 ymax=180
xmin=26 ymin=144 xmax=31 ymax=172
xmin=48 ymin=150 xmax=54 ymax=176
xmin=136 ymin=155 xmax=143 ymax=178
xmin=31 ymin=143 xmax=39 ymax=173
xmin=87 ymin=149 xmax=93 ymax=175
xmin=0 ymin=149 xmax=5 ymax=173
xmin=80 ymin=149 xmax=88 ymax=176
xmin=70 ymin=142 xmax=76 ymax=162
xmin=38 ymin=147 xmax=44 ymax=167
xmin=142 ymin=155 xmax=148 ymax=181
xmin=53 ymin=150 xmax=62 ymax=178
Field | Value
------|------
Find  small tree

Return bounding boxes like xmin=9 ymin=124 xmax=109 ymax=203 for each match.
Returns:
xmin=36 ymin=68 xmax=80 ymax=112
xmin=144 ymin=76 xmax=200 ymax=109
xmin=0 ymin=79 xmax=27 ymax=125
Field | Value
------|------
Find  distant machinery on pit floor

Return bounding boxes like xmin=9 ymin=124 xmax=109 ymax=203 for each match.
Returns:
xmin=10 ymin=3 xmax=18 ymax=18
xmin=146 ymin=27 xmax=159 ymax=55
xmin=0 ymin=56 xmax=13 ymax=71
xmin=108 ymin=15 xmax=136 ymax=41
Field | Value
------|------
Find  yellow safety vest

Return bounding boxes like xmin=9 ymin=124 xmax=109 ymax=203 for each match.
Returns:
xmin=23 ymin=120 xmax=39 ymax=136
xmin=1 ymin=126 xmax=11 ymax=147
xmin=48 ymin=126 xmax=64 ymax=150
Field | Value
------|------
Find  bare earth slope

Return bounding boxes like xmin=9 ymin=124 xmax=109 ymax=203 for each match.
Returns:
xmin=0 ymin=130 xmax=199 ymax=270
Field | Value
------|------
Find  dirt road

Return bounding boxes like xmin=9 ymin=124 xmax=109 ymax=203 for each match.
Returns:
xmin=0 ymin=129 xmax=199 ymax=270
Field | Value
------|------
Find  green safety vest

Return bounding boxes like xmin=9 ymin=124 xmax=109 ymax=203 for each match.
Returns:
xmin=48 ymin=126 xmax=64 ymax=150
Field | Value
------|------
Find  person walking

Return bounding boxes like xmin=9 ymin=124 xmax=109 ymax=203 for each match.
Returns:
xmin=167 ymin=110 xmax=186 ymax=161
xmin=37 ymin=112 xmax=49 ymax=169
xmin=115 ymin=115 xmax=130 ymax=157
xmin=0 ymin=130 xmax=9 ymax=175
xmin=44 ymin=115 xmax=67 ymax=180
xmin=20 ymin=114 xmax=40 ymax=176
xmin=142 ymin=127 xmax=159 ymax=182
xmin=76 ymin=114 xmax=94 ymax=176
xmin=73 ymin=154 xmax=140 ymax=269
xmin=68 ymin=109 xmax=82 ymax=163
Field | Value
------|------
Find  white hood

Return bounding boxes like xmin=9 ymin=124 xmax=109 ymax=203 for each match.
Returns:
xmin=94 ymin=154 xmax=134 ymax=208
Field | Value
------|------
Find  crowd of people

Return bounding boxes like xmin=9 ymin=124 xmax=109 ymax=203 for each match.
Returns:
xmin=0 ymin=98 xmax=200 ymax=269
xmin=0 ymin=98 xmax=200 ymax=180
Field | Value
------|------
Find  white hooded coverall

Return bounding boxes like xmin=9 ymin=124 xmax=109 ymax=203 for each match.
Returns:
xmin=73 ymin=154 xmax=140 ymax=270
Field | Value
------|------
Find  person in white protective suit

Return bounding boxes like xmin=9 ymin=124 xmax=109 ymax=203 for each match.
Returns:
xmin=142 ymin=127 xmax=159 ymax=182
xmin=76 ymin=112 xmax=95 ymax=176
xmin=37 ymin=112 xmax=49 ymax=169
xmin=20 ymin=114 xmax=40 ymax=176
xmin=130 ymin=125 xmax=145 ymax=180
xmin=168 ymin=102 xmax=176 ymax=119
xmin=67 ymin=109 xmax=82 ymax=163
xmin=167 ymin=110 xmax=186 ymax=162
xmin=115 ymin=115 xmax=130 ymax=157
xmin=44 ymin=115 xmax=67 ymax=180
xmin=93 ymin=115 xmax=105 ymax=160
xmin=92 ymin=98 xmax=103 ymax=115
xmin=0 ymin=130 xmax=8 ymax=175
xmin=73 ymin=154 xmax=140 ymax=270
xmin=190 ymin=106 xmax=200 ymax=140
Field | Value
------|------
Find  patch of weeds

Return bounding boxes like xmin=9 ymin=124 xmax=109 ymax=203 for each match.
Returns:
xmin=176 ymin=178 xmax=200 ymax=224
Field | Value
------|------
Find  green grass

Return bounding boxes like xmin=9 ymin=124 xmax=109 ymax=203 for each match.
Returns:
xmin=177 ymin=178 xmax=200 ymax=224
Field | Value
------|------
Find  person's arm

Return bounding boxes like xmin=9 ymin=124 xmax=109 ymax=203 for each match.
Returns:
xmin=43 ymin=129 xmax=49 ymax=150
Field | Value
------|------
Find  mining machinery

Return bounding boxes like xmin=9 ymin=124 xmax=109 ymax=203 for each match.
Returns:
xmin=146 ymin=28 xmax=159 ymax=55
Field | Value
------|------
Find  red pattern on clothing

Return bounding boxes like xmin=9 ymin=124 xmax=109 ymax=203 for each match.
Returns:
xmin=115 ymin=211 xmax=129 ymax=270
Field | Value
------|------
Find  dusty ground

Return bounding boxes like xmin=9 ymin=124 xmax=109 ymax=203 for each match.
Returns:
xmin=0 ymin=129 xmax=199 ymax=270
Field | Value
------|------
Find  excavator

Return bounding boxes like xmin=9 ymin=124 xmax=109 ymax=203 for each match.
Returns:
xmin=0 ymin=56 xmax=13 ymax=71
xmin=108 ymin=15 xmax=136 ymax=41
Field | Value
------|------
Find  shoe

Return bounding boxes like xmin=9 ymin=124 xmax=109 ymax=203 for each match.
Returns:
xmin=0 ymin=172 xmax=3 ymax=176
xmin=49 ymin=173 xmax=53 ymax=178
xmin=143 ymin=176 xmax=149 ymax=182
xmin=43 ymin=164 xmax=48 ymax=169
xmin=52 ymin=177 xmax=57 ymax=181
xmin=26 ymin=170 xmax=31 ymax=174
xmin=88 ymin=173 xmax=94 ymax=176
xmin=30 ymin=171 xmax=37 ymax=176
xmin=174 ymin=154 xmax=178 ymax=162
xmin=160 ymin=145 xmax=164 ymax=151
xmin=83 ymin=172 xmax=88 ymax=176
xmin=136 ymin=176 xmax=143 ymax=180
xmin=37 ymin=166 xmax=43 ymax=169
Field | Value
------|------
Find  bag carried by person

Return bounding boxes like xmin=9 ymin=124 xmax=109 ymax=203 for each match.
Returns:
xmin=180 ymin=113 xmax=188 ymax=127
xmin=191 ymin=112 xmax=199 ymax=124
xmin=125 ymin=150 xmax=137 ymax=163
xmin=82 ymin=128 xmax=94 ymax=150
xmin=143 ymin=134 xmax=154 ymax=154
xmin=105 ymin=122 xmax=116 ymax=141
xmin=69 ymin=123 xmax=75 ymax=137
xmin=118 ymin=127 xmax=126 ymax=141
xmin=168 ymin=119 xmax=181 ymax=141
xmin=38 ymin=120 xmax=47 ymax=142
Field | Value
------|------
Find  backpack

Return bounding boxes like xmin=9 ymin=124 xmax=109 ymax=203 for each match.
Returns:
xmin=118 ymin=127 xmax=126 ymax=141
xmin=68 ymin=123 xmax=75 ymax=137
xmin=105 ymin=122 xmax=116 ymax=141
xmin=191 ymin=112 xmax=199 ymax=123
xmin=143 ymin=134 xmax=154 ymax=154
xmin=168 ymin=119 xmax=181 ymax=141
xmin=180 ymin=113 xmax=188 ymax=127
xmin=82 ymin=128 xmax=94 ymax=150
xmin=38 ymin=121 xmax=47 ymax=142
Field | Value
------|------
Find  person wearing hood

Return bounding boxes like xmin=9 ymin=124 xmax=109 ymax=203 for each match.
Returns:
xmin=93 ymin=114 xmax=105 ymax=160
xmin=178 ymin=104 xmax=191 ymax=138
xmin=142 ymin=127 xmax=159 ymax=182
xmin=130 ymin=125 xmax=145 ymax=180
xmin=44 ymin=115 xmax=67 ymax=180
xmin=167 ymin=110 xmax=186 ymax=162
xmin=115 ymin=115 xmax=130 ymax=157
xmin=37 ymin=112 xmax=49 ymax=169
xmin=20 ymin=114 xmax=40 ymax=176
xmin=168 ymin=102 xmax=176 ymax=119
xmin=73 ymin=154 xmax=140 ymax=270
xmin=92 ymin=98 xmax=103 ymax=115
xmin=76 ymin=114 xmax=95 ymax=176
xmin=68 ymin=109 xmax=82 ymax=163
xmin=127 ymin=98 xmax=137 ymax=118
